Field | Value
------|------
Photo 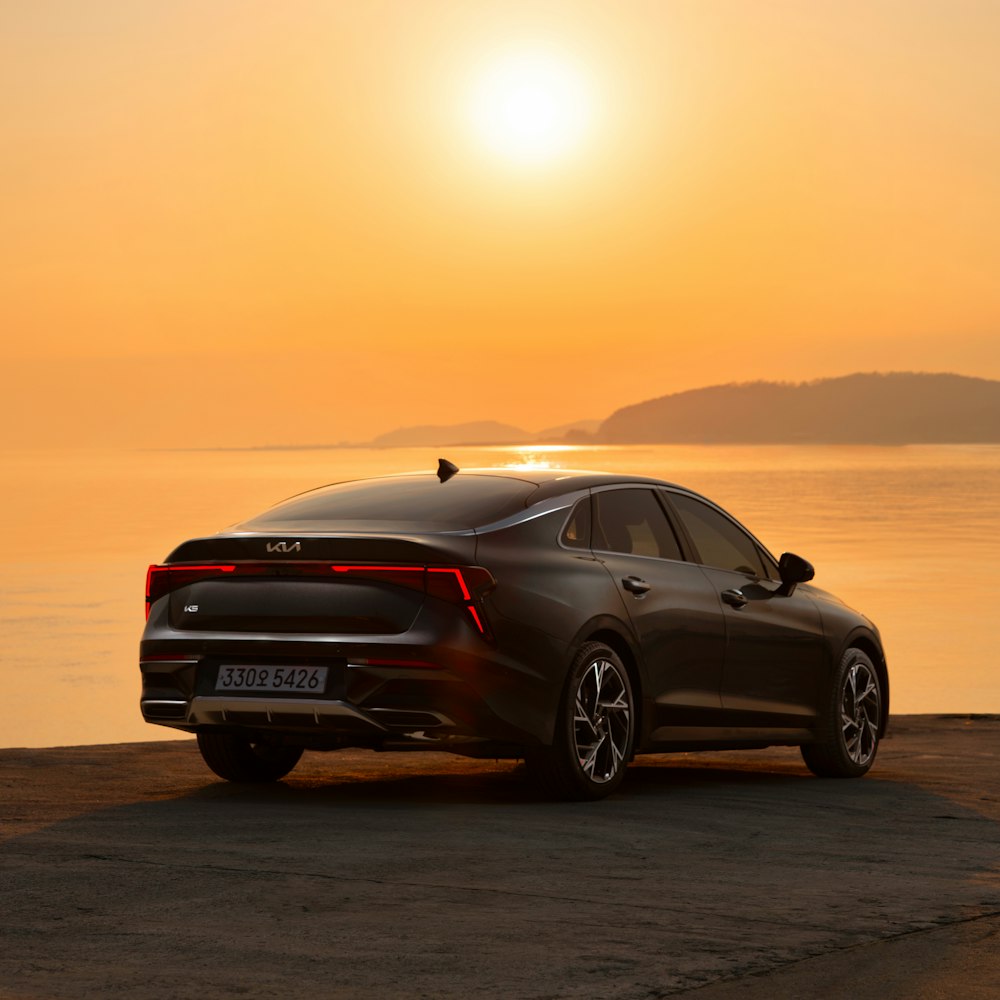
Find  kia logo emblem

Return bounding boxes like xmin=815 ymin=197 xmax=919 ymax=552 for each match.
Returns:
xmin=265 ymin=541 xmax=301 ymax=553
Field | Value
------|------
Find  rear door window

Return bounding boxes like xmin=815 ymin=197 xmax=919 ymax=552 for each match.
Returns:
xmin=593 ymin=490 xmax=684 ymax=561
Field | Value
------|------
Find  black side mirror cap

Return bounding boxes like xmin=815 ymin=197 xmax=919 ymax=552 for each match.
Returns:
xmin=777 ymin=552 xmax=814 ymax=596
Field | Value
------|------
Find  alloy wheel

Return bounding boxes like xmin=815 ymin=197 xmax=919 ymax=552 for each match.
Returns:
xmin=841 ymin=661 xmax=880 ymax=767
xmin=573 ymin=658 xmax=631 ymax=784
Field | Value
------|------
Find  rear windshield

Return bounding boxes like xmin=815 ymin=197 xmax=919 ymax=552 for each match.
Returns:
xmin=240 ymin=475 xmax=536 ymax=529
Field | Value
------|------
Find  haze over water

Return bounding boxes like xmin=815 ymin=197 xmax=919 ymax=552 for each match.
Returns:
xmin=2 ymin=443 xmax=998 ymax=749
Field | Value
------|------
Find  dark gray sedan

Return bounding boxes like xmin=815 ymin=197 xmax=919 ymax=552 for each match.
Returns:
xmin=140 ymin=464 xmax=887 ymax=799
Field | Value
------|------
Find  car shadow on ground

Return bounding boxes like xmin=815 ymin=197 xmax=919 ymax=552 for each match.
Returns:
xmin=176 ymin=752 xmax=816 ymax=807
xmin=4 ymin=746 xmax=1000 ymax=1000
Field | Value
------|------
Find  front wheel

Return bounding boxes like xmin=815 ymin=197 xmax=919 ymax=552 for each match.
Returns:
xmin=197 ymin=732 xmax=303 ymax=783
xmin=801 ymin=648 xmax=882 ymax=778
xmin=526 ymin=642 xmax=635 ymax=801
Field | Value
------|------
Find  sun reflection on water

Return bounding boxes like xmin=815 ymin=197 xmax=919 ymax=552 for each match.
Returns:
xmin=490 ymin=444 xmax=585 ymax=472
xmin=496 ymin=444 xmax=588 ymax=471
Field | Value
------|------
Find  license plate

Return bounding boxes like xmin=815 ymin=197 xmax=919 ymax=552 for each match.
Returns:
xmin=215 ymin=665 xmax=329 ymax=693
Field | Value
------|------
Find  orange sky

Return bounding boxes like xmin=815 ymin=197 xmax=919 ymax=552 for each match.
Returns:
xmin=2 ymin=1 xmax=998 ymax=447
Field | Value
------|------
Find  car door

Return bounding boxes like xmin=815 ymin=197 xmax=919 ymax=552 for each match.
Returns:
xmin=663 ymin=490 xmax=827 ymax=728
xmin=591 ymin=487 xmax=727 ymax=735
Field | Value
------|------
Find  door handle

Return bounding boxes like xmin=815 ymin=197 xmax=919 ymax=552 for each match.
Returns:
xmin=721 ymin=588 xmax=748 ymax=609
xmin=622 ymin=576 xmax=651 ymax=595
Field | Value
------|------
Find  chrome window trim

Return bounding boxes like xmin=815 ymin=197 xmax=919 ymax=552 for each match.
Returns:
xmin=476 ymin=493 xmax=578 ymax=535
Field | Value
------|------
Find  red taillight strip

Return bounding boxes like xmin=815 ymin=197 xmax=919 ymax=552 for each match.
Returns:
xmin=466 ymin=604 xmax=485 ymax=634
xmin=146 ymin=563 xmax=235 ymax=597
xmin=335 ymin=564 xmax=488 ymax=635
xmin=427 ymin=567 xmax=490 ymax=635
xmin=331 ymin=565 xmax=427 ymax=597
xmin=428 ymin=567 xmax=472 ymax=601
xmin=145 ymin=564 xmax=236 ymax=618
xmin=332 ymin=565 xmax=424 ymax=574
xmin=144 ymin=561 xmax=492 ymax=636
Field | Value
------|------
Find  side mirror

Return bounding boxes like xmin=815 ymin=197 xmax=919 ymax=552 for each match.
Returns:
xmin=777 ymin=552 xmax=814 ymax=596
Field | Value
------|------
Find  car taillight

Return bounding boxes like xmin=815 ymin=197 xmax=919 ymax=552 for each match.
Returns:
xmin=427 ymin=567 xmax=493 ymax=635
xmin=330 ymin=565 xmax=426 ymax=592
xmin=145 ymin=562 xmax=495 ymax=635
xmin=332 ymin=564 xmax=495 ymax=636
xmin=146 ymin=564 xmax=236 ymax=618
xmin=145 ymin=562 xmax=346 ymax=616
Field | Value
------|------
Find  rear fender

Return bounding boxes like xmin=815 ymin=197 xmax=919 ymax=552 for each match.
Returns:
xmin=567 ymin=615 xmax=648 ymax=746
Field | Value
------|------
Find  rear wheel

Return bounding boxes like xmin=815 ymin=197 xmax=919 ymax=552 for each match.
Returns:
xmin=527 ymin=642 xmax=635 ymax=801
xmin=801 ymin=648 xmax=882 ymax=778
xmin=197 ymin=732 xmax=303 ymax=783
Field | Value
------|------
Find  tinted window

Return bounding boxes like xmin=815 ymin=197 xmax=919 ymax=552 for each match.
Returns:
xmin=561 ymin=498 xmax=591 ymax=549
xmin=593 ymin=490 xmax=683 ymax=560
xmin=243 ymin=475 xmax=536 ymax=528
xmin=669 ymin=493 xmax=766 ymax=577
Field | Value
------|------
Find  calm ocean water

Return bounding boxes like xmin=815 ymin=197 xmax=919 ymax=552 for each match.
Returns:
xmin=2 ymin=443 xmax=999 ymax=748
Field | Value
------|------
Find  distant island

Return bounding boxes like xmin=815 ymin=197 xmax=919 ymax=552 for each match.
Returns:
xmin=369 ymin=418 xmax=602 ymax=448
xmin=596 ymin=372 xmax=1000 ymax=444
xmin=366 ymin=373 xmax=1000 ymax=447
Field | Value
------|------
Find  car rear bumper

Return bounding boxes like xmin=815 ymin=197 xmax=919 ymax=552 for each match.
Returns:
xmin=145 ymin=694 xmax=416 ymax=731
xmin=139 ymin=624 xmax=565 ymax=752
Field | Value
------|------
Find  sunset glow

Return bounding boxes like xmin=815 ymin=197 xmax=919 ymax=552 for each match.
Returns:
xmin=0 ymin=2 xmax=998 ymax=448
xmin=466 ymin=46 xmax=594 ymax=166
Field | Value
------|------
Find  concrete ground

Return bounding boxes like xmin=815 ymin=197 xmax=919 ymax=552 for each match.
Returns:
xmin=1 ymin=715 xmax=999 ymax=999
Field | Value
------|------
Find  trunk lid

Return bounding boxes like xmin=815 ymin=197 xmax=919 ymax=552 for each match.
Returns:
xmin=154 ymin=531 xmax=481 ymax=636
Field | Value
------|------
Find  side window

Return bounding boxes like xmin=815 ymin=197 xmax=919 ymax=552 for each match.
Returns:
xmin=593 ymin=490 xmax=684 ymax=560
xmin=561 ymin=497 xmax=591 ymax=549
xmin=668 ymin=493 xmax=766 ymax=577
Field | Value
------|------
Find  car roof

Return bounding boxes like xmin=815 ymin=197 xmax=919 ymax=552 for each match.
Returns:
xmin=384 ymin=468 xmax=685 ymax=503
xmin=236 ymin=468 xmax=699 ymax=534
xmin=358 ymin=465 xmax=693 ymax=506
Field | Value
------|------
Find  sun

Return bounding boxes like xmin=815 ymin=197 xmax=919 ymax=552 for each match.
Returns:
xmin=466 ymin=46 xmax=594 ymax=167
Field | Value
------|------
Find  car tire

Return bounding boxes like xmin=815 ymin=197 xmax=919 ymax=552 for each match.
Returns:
xmin=801 ymin=647 xmax=882 ymax=778
xmin=196 ymin=732 xmax=304 ymax=783
xmin=526 ymin=642 xmax=635 ymax=801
